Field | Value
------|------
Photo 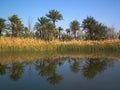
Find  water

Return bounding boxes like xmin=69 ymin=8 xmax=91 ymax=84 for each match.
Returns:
xmin=0 ymin=53 xmax=120 ymax=90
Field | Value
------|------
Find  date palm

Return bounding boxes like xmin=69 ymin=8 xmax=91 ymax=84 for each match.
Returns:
xmin=66 ymin=28 xmax=70 ymax=36
xmin=35 ymin=17 xmax=50 ymax=39
xmin=35 ymin=16 xmax=55 ymax=40
xmin=0 ymin=18 xmax=6 ymax=37
xmin=70 ymin=20 xmax=80 ymax=39
xmin=82 ymin=16 xmax=108 ymax=40
xmin=45 ymin=22 xmax=56 ymax=41
xmin=8 ymin=14 xmax=24 ymax=37
xmin=82 ymin=16 xmax=98 ymax=40
xmin=46 ymin=9 xmax=63 ymax=26
xmin=58 ymin=27 xmax=63 ymax=40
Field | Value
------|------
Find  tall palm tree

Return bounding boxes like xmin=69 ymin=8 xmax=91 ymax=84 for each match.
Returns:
xmin=58 ymin=27 xmax=63 ymax=40
xmin=45 ymin=22 xmax=56 ymax=41
xmin=35 ymin=16 xmax=56 ymax=41
xmin=0 ymin=18 xmax=6 ymax=37
xmin=8 ymin=14 xmax=24 ymax=37
xmin=70 ymin=20 xmax=80 ymax=39
xmin=82 ymin=16 xmax=98 ymax=40
xmin=46 ymin=9 xmax=63 ymax=26
xmin=35 ymin=17 xmax=50 ymax=39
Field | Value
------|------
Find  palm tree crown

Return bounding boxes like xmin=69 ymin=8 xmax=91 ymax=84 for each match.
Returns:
xmin=8 ymin=14 xmax=24 ymax=37
xmin=46 ymin=9 xmax=63 ymax=26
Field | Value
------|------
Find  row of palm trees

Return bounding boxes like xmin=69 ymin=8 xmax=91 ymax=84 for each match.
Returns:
xmin=0 ymin=9 xmax=120 ymax=40
xmin=0 ymin=15 xmax=24 ymax=37
xmin=35 ymin=9 xmax=64 ymax=40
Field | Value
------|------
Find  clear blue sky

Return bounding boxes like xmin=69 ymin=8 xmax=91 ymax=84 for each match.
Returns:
xmin=0 ymin=0 xmax=120 ymax=31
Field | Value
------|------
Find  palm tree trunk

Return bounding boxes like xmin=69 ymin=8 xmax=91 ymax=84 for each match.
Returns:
xmin=89 ymin=29 xmax=93 ymax=40
xmin=39 ymin=30 xmax=41 ymax=39
xmin=59 ymin=30 xmax=60 ymax=40
xmin=74 ymin=31 xmax=77 ymax=39
xmin=12 ymin=23 xmax=17 ymax=37
xmin=74 ymin=31 xmax=77 ymax=40
xmin=0 ymin=30 xmax=2 ymax=37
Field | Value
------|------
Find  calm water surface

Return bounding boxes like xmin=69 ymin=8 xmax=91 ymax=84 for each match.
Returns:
xmin=0 ymin=54 xmax=120 ymax=90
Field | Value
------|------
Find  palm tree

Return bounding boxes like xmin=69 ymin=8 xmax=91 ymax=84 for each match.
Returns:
xmin=94 ymin=23 xmax=107 ymax=40
xmin=46 ymin=9 xmax=63 ymax=26
xmin=45 ymin=22 xmax=56 ymax=41
xmin=35 ymin=16 xmax=56 ymax=41
xmin=58 ymin=27 xmax=63 ymax=40
xmin=66 ymin=28 xmax=71 ymax=40
xmin=70 ymin=20 xmax=80 ymax=39
xmin=0 ymin=18 xmax=6 ymax=37
xmin=35 ymin=17 xmax=50 ymax=39
xmin=8 ymin=14 xmax=24 ymax=37
xmin=66 ymin=28 xmax=70 ymax=36
xmin=82 ymin=16 xmax=98 ymax=40
xmin=82 ymin=16 xmax=108 ymax=40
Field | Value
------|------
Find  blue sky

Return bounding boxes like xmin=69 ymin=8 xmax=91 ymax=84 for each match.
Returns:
xmin=0 ymin=0 xmax=120 ymax=31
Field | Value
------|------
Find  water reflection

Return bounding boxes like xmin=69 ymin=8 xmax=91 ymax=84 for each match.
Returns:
xmin=10 ymin=62 xmax=24 ymax=81
xmin=82 ymin=58 xmax=107 ymax=79
xmin=35 ymin=58 xmax=63 ymax=85
xmin=69 ymin=58 xmax=82 ymax=73
xmin=0 ymin=63 xmax=7 ymax=75
xmin=0 ymin=53 xmax=119 ymax=87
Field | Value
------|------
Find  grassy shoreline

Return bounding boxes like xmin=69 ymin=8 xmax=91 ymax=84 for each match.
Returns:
xmin=0 ymin=37 xmax=120 ymax=53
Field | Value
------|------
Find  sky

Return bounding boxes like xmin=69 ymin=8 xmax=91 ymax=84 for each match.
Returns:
xmin=0 ymin=0 xmax=120 ymax=31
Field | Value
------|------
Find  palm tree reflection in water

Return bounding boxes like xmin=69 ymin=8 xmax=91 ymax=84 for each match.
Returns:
xmin=0 ymin=56 xmax=116 ymax=85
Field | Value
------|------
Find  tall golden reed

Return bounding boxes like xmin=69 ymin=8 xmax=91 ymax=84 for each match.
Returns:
xmin=0 ymin=37 xmax=120 ymax=52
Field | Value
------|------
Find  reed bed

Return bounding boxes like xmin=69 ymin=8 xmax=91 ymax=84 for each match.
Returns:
xmin=0 ymin=37 xmax=120 ymax=53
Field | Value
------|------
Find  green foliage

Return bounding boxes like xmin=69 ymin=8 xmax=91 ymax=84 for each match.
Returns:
xmin=82 ymin=16 xmax=98 ymax=40
xmin=66 ymin=28 xmax=70 ymax=34
xmin=94 ymin=23 xmax=107 ymax=40
xmin=35 ymin=16 xmax=56 ymax=41
xmin=8 ymin=14 xmax=24 ymax=37
xmin=82 ymin=16 xmax=108 ymax=40
xmin=46 ymin=9 xmax=63 ymax=26
xmin=70 ymin=20 xmax=80 ymax=39
xmin=0 ymin=10 xmax=118 ymax=41
xmin=0 ymin=18 xmax=6 ymax=36
xmin=58 ymin=26 xmax=63 ymax=40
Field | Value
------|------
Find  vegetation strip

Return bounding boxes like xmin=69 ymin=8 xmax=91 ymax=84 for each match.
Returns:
xmin=0 ymin=37 xmax=120 ymax=53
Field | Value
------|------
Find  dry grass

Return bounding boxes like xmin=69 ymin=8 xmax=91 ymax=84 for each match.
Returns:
xmin=0 ymin=37 xmax=120 ymax=53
